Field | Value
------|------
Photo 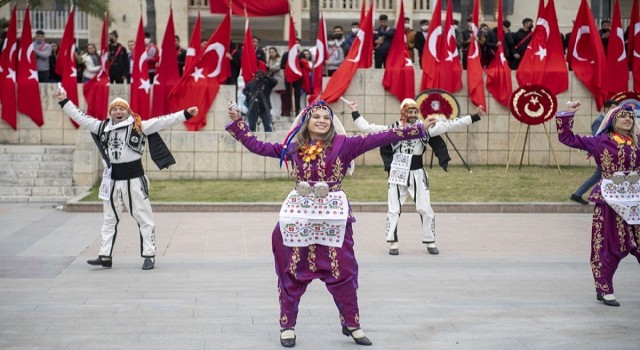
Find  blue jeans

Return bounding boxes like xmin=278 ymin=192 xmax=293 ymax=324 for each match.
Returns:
xmin=574 ymin=166 xmax=601 ymax=197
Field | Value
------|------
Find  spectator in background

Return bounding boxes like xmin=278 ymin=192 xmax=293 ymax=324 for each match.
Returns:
xmin=82 ymin=43 xmax=101 ymax=83
xmin=478 ymin=23 xmax=492 ymax=67
xmin=253 ymin=36 xmax=266 ymax=63
xmin=327 ymin=26 xmax=346 ymax=76
xmin=144 ymin=32 xmax=159 ymax=83
xmin=33 ymin=30 xmax=52 ymax=82
xmin=49 ymin=41 xmax=61 ymax=82
xmin=509 ymin=18 xmax=534 ymax=69
xmin=176 ymin=35 xmax=187 ymax=76
xmin=280 ymin=39 xmax=304 ymax=116
xmin=126 ymin=40 xmax=134 ymax=84
xmin=107 ymin=31 xmax=128 ymax=84
xmin=600 ymin=19 xmax=611 ymax=53
xmin=459 ymin=18 xmax=473 ymax=70
xmin=266 ymin=47 xmax=285 ymax=118
xmin=414 ymin=19 xmax=429 ymax=68
xmin=404 ymin=17 xmax=416 ymax=63
xmin=373 ymin=14 xmax=395 ymax=68
xmin=226 ymin=42 xmax=242 ymax=85
xmin=343 ymin=21 xmax=360 ymax=54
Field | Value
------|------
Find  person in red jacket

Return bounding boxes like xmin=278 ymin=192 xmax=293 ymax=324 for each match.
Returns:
xmin=144 ymin=32 xmax=159 ymax=83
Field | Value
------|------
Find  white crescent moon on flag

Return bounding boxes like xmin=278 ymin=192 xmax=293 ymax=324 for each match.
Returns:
xmin=469 ymin=40 xmax=479 ymax=59
xmin=428 ymin=26 xmax=442 ymax=62
xmin=9 ymin=43 xmax=17 ymax=62
xmin=470 ymin=23 xmax=478 ymax=37
xmin=314 ymin=39 xmax=324 ymax=69
xmin=615 ymin=27 xmax=626 ymax=62
xmin=447 ymin=27 xmax=459 ymax=58
xmin=138 ymin=52 xmax=148 ymax=72
xmin=537 ymin=18 xmax=550 ymax=40
xmin=26 ymin=45 xmax=33 ymax=63
xmin=572 ymin=26 xmax=589 ymax=62
xmin=288 ymin=45 xmax=302 ymax=75
xmin=204 ymin=42 xmax=225 ymax=77
xmin=635 ymin=23 xmax=640 ymax=58
xmin=347 ymin=30 xmax=365 ymax=62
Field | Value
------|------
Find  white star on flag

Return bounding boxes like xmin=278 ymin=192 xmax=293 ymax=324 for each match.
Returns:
xmin=138 ymin=78 xmax=151 ymax=94
xmin=71 ymin=67 xmax=77 ymax=77
xmin=446 ymin=50 xmax=456 ymax=61
xmin=153 ymin=74 xmax=161 ymax=85
xmin=535 ymin=46 xmax=547 ymax=61
xmin=6 ymin=68 xmax=16 ymax=83
xmin=405 ymin=58 xmax=413 ymax=67
xmin=191 ymin=67 xmax=204 ymax=82
xmin=28 ymin=69 xmax=38 ymax=81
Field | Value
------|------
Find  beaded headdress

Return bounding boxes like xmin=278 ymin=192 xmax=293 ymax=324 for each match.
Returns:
xmin=595 ymin=103 xmax=638 ymax=136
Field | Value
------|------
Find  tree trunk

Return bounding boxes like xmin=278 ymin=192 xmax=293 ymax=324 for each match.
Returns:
xmin=146 ymin=0 xmax=157 ymax=42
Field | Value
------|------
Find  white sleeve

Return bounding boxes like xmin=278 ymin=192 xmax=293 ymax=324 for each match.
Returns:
xmin=62 ymin=101 xmax=102 ymax=134
xmin=140 ymin=111 xmax=187 ymax=135
xmin=428 ymin=115 xmax=472 ymax=137
xmin=353 ymin=115 xmax=389 ymax=133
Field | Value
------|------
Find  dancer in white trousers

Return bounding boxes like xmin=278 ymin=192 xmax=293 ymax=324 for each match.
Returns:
xmin=55 ymin=88 xmax=197 ymax=270
xmin=348 ymin=98 xmax=482 ymax=255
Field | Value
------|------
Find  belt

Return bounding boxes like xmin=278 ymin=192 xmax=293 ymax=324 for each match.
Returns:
xmin=111 ymin=159 xmax=144 ymax=180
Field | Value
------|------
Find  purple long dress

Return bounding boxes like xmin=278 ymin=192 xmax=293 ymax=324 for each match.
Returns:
xmin=556 ymin=112 xmax=640 ymax=296
xmin=226 ymin=118 xmax=426 ymax=328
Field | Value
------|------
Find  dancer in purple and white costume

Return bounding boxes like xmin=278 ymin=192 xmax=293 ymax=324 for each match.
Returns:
xmin=226 ymin=100 xmax=435 ymax=347
xmin=556 ymin=101 xmax=640 ymax=307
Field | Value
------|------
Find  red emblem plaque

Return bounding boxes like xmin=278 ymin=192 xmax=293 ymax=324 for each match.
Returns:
xmin=509 ymin=84 xmax=557 ymax=125
xmin=415 ymin=89 xmax=460 ymax=120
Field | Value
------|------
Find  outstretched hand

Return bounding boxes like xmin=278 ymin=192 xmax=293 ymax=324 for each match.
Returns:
xmin=55 ymin=87 xmax=67 ymax=102
xmin=565 ymin=101 xmax=581 ymax=113
xmin=347 ymin=100 xmax=359 ymax=112
xmin=228 ymin=101 xmax=240 ymax=121
xmin=186 ymin=107 xmax=198 ymax=117
xmin=475 ymin=105 xmax=486 ymax=115
xmin=423 ymin=116 xmax=437 ymax=128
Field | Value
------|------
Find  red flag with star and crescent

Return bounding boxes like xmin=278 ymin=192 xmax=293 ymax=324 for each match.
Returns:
xmin=284 ymin=15 xmax=302 ymax=84
xmin=516 ymin=0 xmax=568 ymax=95
xmin=420 ymin=0 xmax=462 ymax=92
xmin=382 ymin=0 xmax=414 ymax=101
xmin=130 ymin=16 xmax=151 ymax=119
xmin=628 ymin=0 xmax=640 ymax=91
xmin=152 ymin=8 xmax=180 ymax=116
xmin=467 ymin=0 xmax=486 ymax=108
xmin=241 ymin=17 xmax=259 ymax=84
xmin=566 ymin=0 xmax=607 ymax=110
xmin=0 ymin=6 xmax=18 ymax=130
xmin=56 ymin=6 xmax=79 ymax=118
xmin=17 ymin=6 xmax=43 ymax=127
xmin=308 ymin=13 xmax=328 ymax=103
xmin=185 ymin=11 xmax=201 ymax=73
xmin=485 ymin=0 xmax=512 ymax=107
xmin=82 ymin=12 xmax=110 ymax=120
xmin=604 ymin=0 xmax=629 ymax=97
xmin=318 ymin=0 xmax=373 ymax=103
xmin=168 ymin=12 xmax=230 ymax=131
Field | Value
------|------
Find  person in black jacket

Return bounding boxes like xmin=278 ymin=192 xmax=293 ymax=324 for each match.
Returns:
xmin=243 ymin=70 xmax=278 ymax=132
xmin=414 ymin=19 xmax=429 ymax=68
xmin=508 ymin=18 xmax=533 ymax=69
xmin=107 ymin=31 xmax=129 ymax=84
xmin=373 ymin=14 xmax=395 ymax=68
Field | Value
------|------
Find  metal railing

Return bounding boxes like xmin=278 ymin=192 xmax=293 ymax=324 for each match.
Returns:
xmin=188 ymin=0 xmax=432 ymax=12
xmin=16 ymin=10 xmax=89 ymax=39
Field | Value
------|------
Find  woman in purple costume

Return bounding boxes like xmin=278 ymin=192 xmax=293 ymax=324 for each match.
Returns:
xmin=556 ymin=101 xmax=640 ymax=307
xmin=226 ymin=100 xmax=435 ymax=347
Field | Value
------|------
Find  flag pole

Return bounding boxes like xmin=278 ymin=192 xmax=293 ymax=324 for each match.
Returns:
xmin=287 ymin=0 xmax=296 ymax=117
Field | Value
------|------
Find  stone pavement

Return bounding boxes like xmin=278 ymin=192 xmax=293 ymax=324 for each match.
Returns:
xmin=0 ymin=203 xmax=639 ymax=350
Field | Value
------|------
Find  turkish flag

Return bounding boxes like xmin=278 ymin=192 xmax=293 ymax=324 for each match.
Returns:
xmin=284 ymin=15 xmax=303 ymax=83
xmin=382 ymin=0 xmax=414 ymax=101
xmin=358 ymin=1 xmax=374 ymax=69
xmin=56 ymin=7 xmax=78 ymax=108
xmin=82 ymin=13 xmax=110 ymax=120
xmin=185 ymin=12 xmax=201 ymax=73
xmin=466 ymin=0 xmax=486 ymax=108
xmin=308 ymin=13 xmax=328 ymax=103
xmin=0 ymin=6 xmax=18 ymax=130
xmin=130 ymin=17 xmax=151 ymax=119
xmin=169 ymin=13 xmax=230 ymax=131
xmin=210 ymin=0 xmax=288 ymax=17
xmin=566 ymin=0 xmax=607 ymax=110
xmin=604 ymin=0 xmax=629 ymax=97
xmin=420 ymin=0 xmax=462 ymax=92
xmin=151 ymin=9 xmax=180 ymax=117
xmin=241 ymin=18 xmax=258 ymax=84
xmin=17 ymin=6 xmax=43 ymax=127
xmin=485 ymin=0 xmax=512 ymax=107
xmin=318 ymin=0 xmax=373 ymax=103
xmin=516 ymin=0 xmax=568 ymax=95
xmin=630 ymin=0 xmax=640 ymax=91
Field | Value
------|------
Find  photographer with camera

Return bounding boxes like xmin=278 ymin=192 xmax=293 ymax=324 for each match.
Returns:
xmin=243 ymin=70 xmax=278 ymax=132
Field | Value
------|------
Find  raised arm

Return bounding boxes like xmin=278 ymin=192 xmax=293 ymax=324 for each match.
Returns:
xmin=141 ymin=107 xmax=197 ymax=135
xmin=225 ymin=101 xmax=284 ymax=158
xmin=346 ymin=100 xmax=389 ymax=133
xmin=428 ymin=106 xmax=483 ymax=137
xmin=56 ymin=89 xmax=102 ymax=134
xmin=555 ymin=101 xmax=598 ymax=153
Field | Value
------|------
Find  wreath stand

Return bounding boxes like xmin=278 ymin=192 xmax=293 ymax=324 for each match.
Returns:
xmin=504 ymin=121 xmax=562 ymax=174
xmin=429 ymin=134 xmax=472 ymax=172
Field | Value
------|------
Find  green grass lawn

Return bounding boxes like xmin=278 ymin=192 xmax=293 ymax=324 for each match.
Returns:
xmin=81 ymin=165 xmax=595 ymax=203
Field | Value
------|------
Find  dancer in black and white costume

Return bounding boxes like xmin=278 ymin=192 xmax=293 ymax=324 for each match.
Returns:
xmin=348 ymin=98 xmax=482 ymax=255
xmin=55 ymin=88 xmax=198 ymax=270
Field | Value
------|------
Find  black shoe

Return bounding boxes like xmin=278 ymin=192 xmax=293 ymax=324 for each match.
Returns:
xmin=342 ymin=326 xmax=372 ymax=346
xmin=87 ymin=256 xmax=112 ymax=268
xmin=280 ymin=328 xmax=296 ymax=347
xmin=427 ymin=247 xmax=439 ymax=255
xmin=570 ymin=194 xmax=589 ymax=205
xmin=389 ymin=248 xmax=399 ymax=255
xmin=142 ymin=257 xmax=155 ymax=270
xmin=597 ymin=293 xmax=620 ymax=307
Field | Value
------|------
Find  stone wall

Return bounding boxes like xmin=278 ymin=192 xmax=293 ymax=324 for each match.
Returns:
xmin=0 ymin=70 xmax=629 ymax=186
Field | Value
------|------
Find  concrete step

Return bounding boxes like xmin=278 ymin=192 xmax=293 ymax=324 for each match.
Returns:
xmin=42 ymin=153 xmax=74 ymax=162
xmin=37 ymin=169 xmax=73 ymax=178
xmin=34 ymin=177 xmax=73 ymax=187
xmin=0 ymin=169 xmax=39 ymax=179
xmin=0 ymin=154 xmax=43 ymax=162
xmin=31 ymin=187 xmax=82 ymax=197
xmin=0 ymin=187 xmax=32 ymax=196
xmin=0 ymin=195 xmax=72 ymax=203
xmin=0 ymin=177 xmax=35 ymax=186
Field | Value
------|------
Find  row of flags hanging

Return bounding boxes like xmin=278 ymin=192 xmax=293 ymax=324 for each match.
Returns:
xmin=2 ymin=0 xmax=640 ymax=131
